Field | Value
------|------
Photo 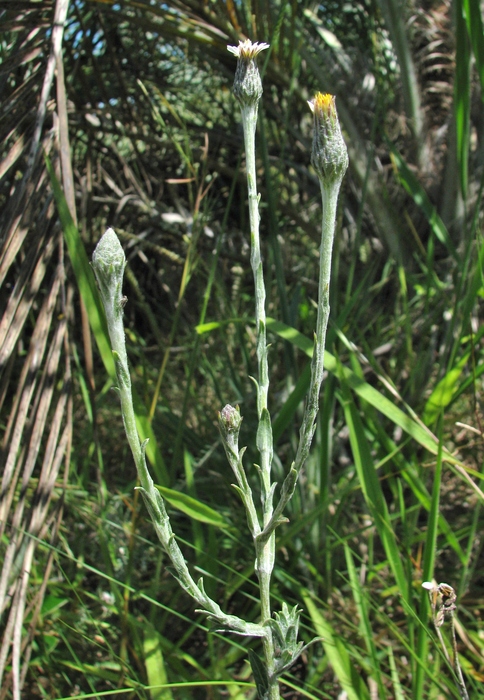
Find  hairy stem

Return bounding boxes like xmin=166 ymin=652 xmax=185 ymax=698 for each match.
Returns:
xmin=239 ymin=99 xmax=278 ymax=698
xmin=92 ymin=229 xmax=265 ymax=639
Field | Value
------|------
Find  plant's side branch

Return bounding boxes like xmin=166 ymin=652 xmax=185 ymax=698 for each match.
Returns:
xmin=92 ymin=228 xmax=265 ymax=639
xmin=218 ymin=405 xmax=261 ymax=538
xmin=259 ymin=95 xmax=348 ymax=545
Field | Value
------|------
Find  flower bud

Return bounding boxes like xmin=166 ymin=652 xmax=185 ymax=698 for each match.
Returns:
xmin=309 ymin=93 xmax=348 ymax=188
xmin=227 ymin=40 xmax=270 ymax=108
xmin=218 ymin=404 xmax=242 ymax=453
xmin=92 ymin=227 xmax=127 ymax=319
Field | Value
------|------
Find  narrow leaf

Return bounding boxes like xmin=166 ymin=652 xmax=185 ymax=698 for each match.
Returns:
xmin=389 ymin=145 xmax=459 ymax=261
xmin=266 ymin=318 xmax=458 ymax=464
xmin=156 ymin=485 xmax=228 ymax=527
xmin=302 ymin=591 xmax=370 ymax=700
xmin=337 ymin=368 xmax=410 ymax=604
xmin=423 ymin=353 xmax=470 ymax=425
xmin=143 ymin=624 xmax=174 ymax=700
xmin=455 ymin=0 xmax=471 ymax=196
xmin=248 ymin=648 xmax=269 ymax=700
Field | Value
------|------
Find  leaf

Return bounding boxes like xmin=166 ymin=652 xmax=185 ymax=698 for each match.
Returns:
xmin=344 ymin=544 xmax=386 ymax=697
xmin=389 ymin=145 xmax=459 ymax=261
xmin=143 ymin=624 xmax=174 ymax=700
xmin=45 ymin=156 xmax=115 ymax=379
xmin=256 ymin=407 xmax=273 ymax=459
xmin=414 ymin=420 xmax=445 ymax=698
xmin=41 ymin=595 xmax=68 ymax=617
xmin=463 ymin=0 xmax=484 ymax=95
xmin=248 ymin=648 xmax=269 ymax=700
xmin=196 ymin=319 xmax=241 ymax=334
xmin=155 ymin=485 xmax=228 ymax=527
xmin=302 ymin=591 xmax=370 ymax=700
xmin=455 ymin=0 xmax=471 ymax=196
xmin=266 ymin=318 xmax=458 ymax=464
xmin=423 ymin=353 xmax=470 ymax=425
xmin=337 ymin=365 xmax=410 ymax=605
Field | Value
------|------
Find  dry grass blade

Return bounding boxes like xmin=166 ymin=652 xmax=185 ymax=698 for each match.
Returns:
xmin=0 ymin=1 xmax=74 ymax=697
xmin=0 ymin=262 xmax=72 ymax=695
xmin=0 ymin=226 xmax=56 ymax=372
xmin=0 ymin=252 xmax=62 ymax=535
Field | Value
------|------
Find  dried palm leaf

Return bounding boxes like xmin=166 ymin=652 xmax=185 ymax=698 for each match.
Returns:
xmin=0 ymin=1 xmax=75 ymax=696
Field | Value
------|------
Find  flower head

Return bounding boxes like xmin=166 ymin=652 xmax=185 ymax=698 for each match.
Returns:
xmin=309 ymin=92 xmax=348 ymax=188
xmin=227 ymin=39 xmax=270 ymax=60
xmin=227 ymin=39 xmax=270 ymax=108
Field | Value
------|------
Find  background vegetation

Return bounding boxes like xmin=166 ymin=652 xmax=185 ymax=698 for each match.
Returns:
xmin=0 ymin=0 xmax=483 ymax=697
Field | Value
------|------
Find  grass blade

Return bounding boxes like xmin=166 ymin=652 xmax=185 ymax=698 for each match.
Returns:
xmin=413 ymin=418 xmax=444 ymax=699
xmin=155 ymin=485 xmax=228 ymax=528
xmin=337 ymin=362 xmax=409 ymax=605
xmin=389 ymin=145 xmax=459 ymax=262
xmin=455 ymin=0 xmax=471 ymax=197
xmin=143 ymin=624 xmax=174 ymax=700
xmin=302 ymin=590 xmax=371 ymax=700
xmin=266 ymin=318 xmax=459 ymax=464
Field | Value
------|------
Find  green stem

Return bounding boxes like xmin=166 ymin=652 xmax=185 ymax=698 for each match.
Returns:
xmin=92 ymin=230 xmax=265 ymax=639
xmin=295 ymin=180 xmax=340 ymax=469
xmin=240 ymin=100 xmax=278 ymax=698
xmin=259 ymin=178 xmax=342 ymax=543
xmin=450 ymin=616 xmax=469 ymax=700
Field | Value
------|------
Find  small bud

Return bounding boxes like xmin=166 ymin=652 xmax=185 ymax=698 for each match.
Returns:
xmin=309 ymin=93 xmax=348 ymax=188
xmin=92 ymin=228 xmax=127 ymax=318
xmin=227 ymin=40 xmax=270 ymax=108
xmin=218 ymin=404 xmax=242 ymax=453
xmin=219 ymin=404 xmax=242 ymax=433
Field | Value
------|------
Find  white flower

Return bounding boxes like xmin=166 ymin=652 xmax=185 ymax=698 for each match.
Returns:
xmin=227 ymin=39 xmax=270 ymax=59
xmin=227 ymin=39 xmax=270 ymax=108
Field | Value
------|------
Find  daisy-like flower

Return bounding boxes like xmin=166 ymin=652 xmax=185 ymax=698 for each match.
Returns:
xmin=227 ymin=39 xmax=270 ymax=59
xmin=227 ymin=39 xmax=270 ymax=108
xmin=309 ymin=92 xmax=348 ymax=188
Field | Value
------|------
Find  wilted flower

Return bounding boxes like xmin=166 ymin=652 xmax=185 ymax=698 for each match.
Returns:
xmin=422 ymin=580 xmax=457 ymax=627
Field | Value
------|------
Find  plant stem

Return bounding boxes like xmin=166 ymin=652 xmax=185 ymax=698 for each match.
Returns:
xmin=451 ymin=617 xmax=469 ymax=700
xmin=226 ymin=59 xmax=347 ymax=694
xmin=240 ymin=98 xmax=278 ymax=699
xmin=92 ymin=229 xmax=265 ymax=639
xmin=294 ymin=180 xmax=341 ymax=470
xmin=259 ymin=93 xmax=348 ymax=544
xmin=260 ymin=178 xmax=342 ymax=543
